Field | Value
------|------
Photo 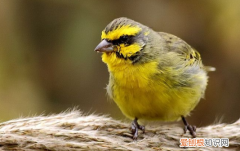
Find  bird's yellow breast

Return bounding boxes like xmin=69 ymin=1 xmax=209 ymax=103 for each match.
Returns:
xmin=102 ymin=52 xmax=159 ymax=88
xmin=102 ymin=53 xmax=204 ymax=121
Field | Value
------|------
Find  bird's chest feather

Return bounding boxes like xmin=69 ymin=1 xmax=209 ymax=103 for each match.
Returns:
xmin=105 ymin=56 xmax=166 ymax=104
xmin=105 ymin=56 xmax=159 ymax=89
xmin=103 ymin=53 xmax=167 ymax=100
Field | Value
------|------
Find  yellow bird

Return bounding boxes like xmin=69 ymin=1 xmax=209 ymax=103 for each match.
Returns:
xmin=94 ymin=17 xmax=215 ymax=139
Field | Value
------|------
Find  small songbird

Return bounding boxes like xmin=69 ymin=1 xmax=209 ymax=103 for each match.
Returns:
xmin=94 ymin=17 xmax=215 ymax=139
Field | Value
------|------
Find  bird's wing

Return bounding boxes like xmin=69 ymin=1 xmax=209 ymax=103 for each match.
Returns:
xmin=158 ymin=32 xmax=203 ymax=67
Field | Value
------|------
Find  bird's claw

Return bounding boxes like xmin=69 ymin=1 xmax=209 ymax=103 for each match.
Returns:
xmin=182 ymin=116 xmax=197 ymax=138
xmin=184 ymin=124 xmax=196 ymax=138
xmin=131 ymin=118 xmax=145 ymax=140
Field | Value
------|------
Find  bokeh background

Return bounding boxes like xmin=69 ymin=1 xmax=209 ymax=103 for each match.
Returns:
xmin=0 ymin=0 xmax=240 ymax=127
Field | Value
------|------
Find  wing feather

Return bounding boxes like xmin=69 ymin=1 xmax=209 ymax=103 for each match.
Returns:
xmin=158 ymin=32 xmax=203 ymax=67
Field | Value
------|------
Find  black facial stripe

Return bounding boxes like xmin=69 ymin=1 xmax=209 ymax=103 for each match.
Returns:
xmin=112 ymin=35 xmax=134 ymax=46
xmin=105 ymin=32 xmax=141 ymax=46
xmin=116 ymin=51 xmax=127 ymax=60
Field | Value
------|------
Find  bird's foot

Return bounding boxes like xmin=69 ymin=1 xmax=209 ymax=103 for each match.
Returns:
xmin=181 ymin=116 xmax=196 ymax=138
xmin=131 ymin=118 xmax=145 ymax=140
xmin=184 ymin=124 xmax=196 ymax=138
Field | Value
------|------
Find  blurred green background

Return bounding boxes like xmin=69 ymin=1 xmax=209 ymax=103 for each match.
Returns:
xmin=0 ymin=0 xmax=240 ymax=127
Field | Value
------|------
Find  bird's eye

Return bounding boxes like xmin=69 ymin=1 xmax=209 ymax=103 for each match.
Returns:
xmin=111 ymin=35 xmax=132 ymax=45
xmin=119 ymin=35 xmax=129 ymax=43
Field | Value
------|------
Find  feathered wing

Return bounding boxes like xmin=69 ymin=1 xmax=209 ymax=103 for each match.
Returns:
xmin=157 ymin=32 xmax=203 ymax=66
xmin=158 ymin=32 xmax=215 ymax=72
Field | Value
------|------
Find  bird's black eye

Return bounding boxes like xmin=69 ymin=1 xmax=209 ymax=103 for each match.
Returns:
xmin=119 ymin=35 xmax=129 ymax=43
xmin=111 ymin=35 xmax=133 ymax=45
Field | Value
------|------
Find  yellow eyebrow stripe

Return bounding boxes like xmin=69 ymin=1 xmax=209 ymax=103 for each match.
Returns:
xmin=101 ymin=25 xmax=142 ymax=40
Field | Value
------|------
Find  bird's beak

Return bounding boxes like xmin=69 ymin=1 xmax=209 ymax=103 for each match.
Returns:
xmin=94 ymin=39 xmax=115 ymax=52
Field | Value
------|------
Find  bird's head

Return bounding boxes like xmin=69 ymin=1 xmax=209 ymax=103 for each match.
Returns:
xmin=95 ymin=17 xmax=150 ymax=65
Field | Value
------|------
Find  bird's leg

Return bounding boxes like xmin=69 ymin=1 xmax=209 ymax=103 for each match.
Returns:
xmin=181 ymin=116 xmax=196 ymax=138
xmin=131 ymin=118 xmax=145 ymax=140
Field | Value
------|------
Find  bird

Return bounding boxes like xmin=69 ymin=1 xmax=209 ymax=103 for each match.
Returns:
xmin=94 ymin=17 xmax=215 ymax=139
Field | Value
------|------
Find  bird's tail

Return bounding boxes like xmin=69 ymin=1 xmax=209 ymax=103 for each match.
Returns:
xmin=204 ymin=66 xmax=216 ymax=72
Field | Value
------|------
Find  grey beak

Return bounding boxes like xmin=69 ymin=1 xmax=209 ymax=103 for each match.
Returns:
xmin=94 ymin=39 xmax=115 ymax=52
